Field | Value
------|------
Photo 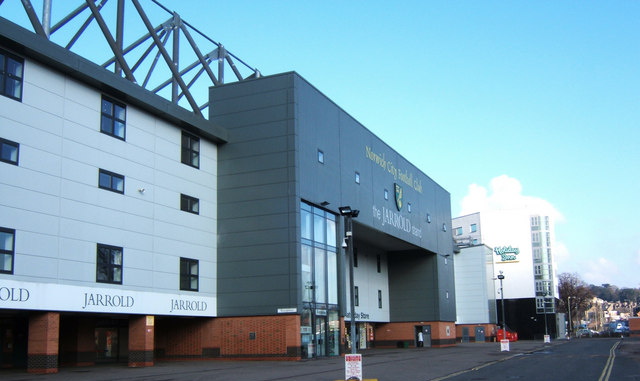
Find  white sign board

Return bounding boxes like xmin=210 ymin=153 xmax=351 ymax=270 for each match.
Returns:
xmin=345 ymin=353 xmax=362 ymax=381
xmin=500 ymin=339 xmax=510 ymax=352
xmin=544 ymin=334 xmax=550 ymax=343
xmin=0 ymin=279 xmax=216 ymax=317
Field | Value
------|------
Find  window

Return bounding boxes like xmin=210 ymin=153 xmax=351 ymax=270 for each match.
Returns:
xmin=180 ymin=257 xmax=199 ymax=291
xmin=317 ymin=149 xmax=324 ymax=164
xmin=181 ymin=131 xmax=200 ymax=168
xmin=378 ymin=290 xmax=382 ymax=308
xmin=99 ymin=169 xmax=124 ymax=194
xmin=353 ymin=248 xmax=358 ymax=267
xmin=470 ymin=223 xmax=477 ymax=233
xmin=454 ymin=227 xmax=463 ymax=236
xmin=377 ymin=254 xmax=381 ymax=273
xmin=180 ymin=194 xmax=200 ymax=214
xmin=0 ymin=137 xmax=19 ymax=165
xmin=354 ymin=286 xmax=359 ymax=306
xmin=96 ymin=244 xmax=123 ymax=284
xmin=300 ymin=201 xmax=338 ymax=305
xmin=0 ymin=49 xmax=24 ymax=101
xmin=0 ymin=227 xmax=15 ymax=274
xmin=100 ymin=97 xmax=126 ymax=140
xmin=355 ymin=172 xmax=360 ymax=184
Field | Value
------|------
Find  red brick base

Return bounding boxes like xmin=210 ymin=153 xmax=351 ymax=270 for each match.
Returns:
xmin=27 ymin=312 xmax=60 ymax=374
xmin=212 ymin=315 xmax=301 ymax=360
xmin=455 ymin=324 xmax=498 ymax=343
xmin=128 ymin=315 xmax=154 ymax=367
xmin=374 ymin=321 xmax=457 ymax=348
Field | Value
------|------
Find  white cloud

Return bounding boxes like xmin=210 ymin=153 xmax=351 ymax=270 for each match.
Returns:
xmin=460 ymin=174 xmax=564 ymax=222
xmin=582 ymin=257 xmax=620 ymax=287
xmin=553 ymin=241 xmax=570 ymax=266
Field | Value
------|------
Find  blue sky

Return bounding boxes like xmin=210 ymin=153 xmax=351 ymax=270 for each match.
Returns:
xmin=3 ymin=1 xmax=639 ymax=288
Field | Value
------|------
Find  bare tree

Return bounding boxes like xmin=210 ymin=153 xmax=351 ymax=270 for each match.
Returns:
xmin=558 ymin=273 xmax=594 ymax=331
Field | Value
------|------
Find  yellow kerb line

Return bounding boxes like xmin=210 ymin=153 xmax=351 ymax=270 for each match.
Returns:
xmin=598 ymin=340 xmax=620 ymax=381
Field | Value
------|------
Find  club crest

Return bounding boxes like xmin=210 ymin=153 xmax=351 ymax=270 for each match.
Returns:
xmin=394 ymin=183 xmax=403 ymax=211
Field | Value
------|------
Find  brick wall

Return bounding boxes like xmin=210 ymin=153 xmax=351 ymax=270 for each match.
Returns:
xmin=455 ymin=324 xmax=497 ymax=343
xmin=27 ymin=312 xmax=60 ymax=374
xmin=212 ymin=315 xmax=301 ymax=360
xmin=155 ymin=317 xmax=216 ymax=359
xmin=128 ymin=315 xmax=154 ymax=367
xmin=630 ymin=317 xmax=640 ymax=337
xmin=374 ymin=321 xmax=457 ymax=348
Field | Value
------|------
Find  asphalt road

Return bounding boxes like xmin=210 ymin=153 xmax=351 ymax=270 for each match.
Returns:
xmin=1 ymin=338 xmax=637 ymax=381
xmin=444 ymin=337 xmax=639 ymax=381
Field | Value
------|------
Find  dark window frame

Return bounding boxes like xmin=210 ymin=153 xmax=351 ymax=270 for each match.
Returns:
xmin=181 ymin=131 xmax=200 ymax=168
xmin=100 ymin=96 xmax=126 ymax=140
xmin=0 ymin=48 xmax=24 ymax=101
xmin=0 ymin=137 xmax=19 ymax=165
xmin=180 ymin=257 xmax=199 ymax=291
xmin=353 ymin=248 xmax=358 ymax=267
xmin=180 ymin=193 xmax=200 ymax=215
xmin=0 ymin=227 xmax=15 ymax=274
xmin=96 ymin=243 xmax=123 ymax=284
xmin=354 ymin=286 xmax=359 ymax=306
xmin=378 ymin=290 xmax=383 ymax=308
xmin=98 ymin=169 xmax=125 ymax=194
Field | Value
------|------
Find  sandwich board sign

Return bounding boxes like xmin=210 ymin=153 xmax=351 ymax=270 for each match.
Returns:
xmin=345 ymin=353 xmax=362 ymax=380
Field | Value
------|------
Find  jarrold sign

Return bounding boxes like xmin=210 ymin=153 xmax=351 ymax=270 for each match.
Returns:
xmin=0 ymin=279 xmax=215 ymax=317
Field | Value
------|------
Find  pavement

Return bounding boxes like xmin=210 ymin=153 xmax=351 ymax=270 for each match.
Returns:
xmin=0 ymin=339 xmax=572 ymax=381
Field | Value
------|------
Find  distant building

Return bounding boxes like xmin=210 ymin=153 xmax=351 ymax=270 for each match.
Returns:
xmin=453 ymin=210 xmax=560 ymax=340
xmin=453 ymin=243 xmax=497 ymax=342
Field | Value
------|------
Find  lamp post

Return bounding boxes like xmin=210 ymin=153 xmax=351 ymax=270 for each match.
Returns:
xmin=567 ymin=296 xmax=573 ymax=338
xmin=339 ymin=206 xmax=359 ymax=354
xmin=497 ymin=272 xmax=506 ymax=332
xmin=543 ymin=293 xmax=550 ymax=342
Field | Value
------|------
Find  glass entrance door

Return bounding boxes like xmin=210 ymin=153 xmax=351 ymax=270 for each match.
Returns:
xmin=314 ymin=314 xmax=326 ymax=357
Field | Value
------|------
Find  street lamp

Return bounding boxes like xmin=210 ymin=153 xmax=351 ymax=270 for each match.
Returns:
xmin=543 ymin=293 xmax=551 ymax=342
xmin=497 ymin=272 xmax=506 ymax=333
xmin=339 ymin=206 xmax=359 ymax=354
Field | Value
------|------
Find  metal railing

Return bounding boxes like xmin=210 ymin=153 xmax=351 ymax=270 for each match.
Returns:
xmin=0 ymin=0 xmax=261 ymax=117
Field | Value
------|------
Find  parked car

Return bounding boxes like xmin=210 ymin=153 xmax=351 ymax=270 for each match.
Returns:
xmin=576 ymin=329 xmax=592 ymax=338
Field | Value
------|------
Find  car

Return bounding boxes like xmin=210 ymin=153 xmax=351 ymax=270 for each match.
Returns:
xmin=576 ymin=329 xmax=592 ymax=338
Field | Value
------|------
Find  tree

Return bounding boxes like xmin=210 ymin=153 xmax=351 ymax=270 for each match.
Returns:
xmin=558 ymin=273 xmax=593 ymax=331
xmin=590 ymin=284 xmax=618 ymax=301
xmin=618 ymin=288 xmax=640 ymax=304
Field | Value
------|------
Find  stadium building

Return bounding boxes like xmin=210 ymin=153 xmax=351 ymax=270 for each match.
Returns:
xmin=0 ymin=3 xmax=455 ymax=373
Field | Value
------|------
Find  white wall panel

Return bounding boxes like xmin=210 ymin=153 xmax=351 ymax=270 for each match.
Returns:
xmin=58 ymin=238 xmax=94 ymax=262
xmin=0 ymin=183 xmax=60 ymax=216
xmin=25 ymin=61 xmax=66 ymax=96
xmin=57 ymin=259 xmax=95 ymax=283
xmin=24 ymin=81 xmax=65 ymax=115
xmin=0 ymin=116 xmax=63 ymax=155
xmin=124 ymin=267 xmax=154 ymax=288
xmin=16 ymin=254 xmax=58 ymax=279
xmin=21 ymin=146 xmax=63 ymax=178
xmin=1 ymin=57 xmax=217 ymax=315
xmin=0 ymin=206 xmax=60 ymax=236
xmin=63 ymin=77 xmax=100 ymax=110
